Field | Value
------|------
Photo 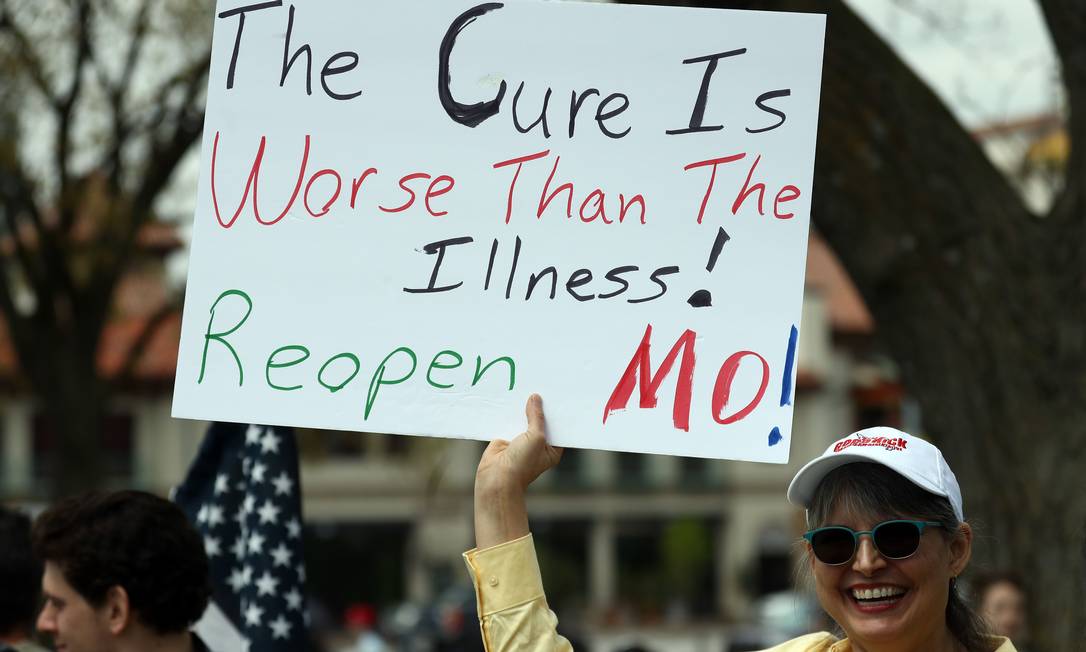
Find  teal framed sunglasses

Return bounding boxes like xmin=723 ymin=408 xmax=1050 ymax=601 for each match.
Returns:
xmin=803 ymin=519 xmax=944 ymax=565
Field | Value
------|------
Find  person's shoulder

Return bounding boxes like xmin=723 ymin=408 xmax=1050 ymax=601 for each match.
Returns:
xmin=12 ymin=641 xmax=53 ymax=652
xmin=759 ymin=631 xmax=841 ymax=651
xmin=990 ymin=636 xmax=1019 ymax=652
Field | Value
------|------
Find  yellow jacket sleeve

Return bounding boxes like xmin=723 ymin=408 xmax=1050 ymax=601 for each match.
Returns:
xmin=463 ymin=534 xmax=574 ymax=652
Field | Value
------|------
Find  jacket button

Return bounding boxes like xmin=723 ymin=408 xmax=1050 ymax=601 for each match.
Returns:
xmin=488 ymin=576 xmax=499 ymax=587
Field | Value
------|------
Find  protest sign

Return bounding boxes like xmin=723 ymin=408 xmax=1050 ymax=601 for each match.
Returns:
xmin=173 ymin=0 xmax=825 ymax=462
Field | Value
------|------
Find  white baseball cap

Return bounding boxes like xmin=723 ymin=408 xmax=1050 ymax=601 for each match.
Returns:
xmin=786 ymin=426 xmax=964 ymax=522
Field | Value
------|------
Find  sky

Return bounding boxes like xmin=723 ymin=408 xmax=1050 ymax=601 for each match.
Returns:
xmin=846 ymin=0 xmax=1061 ymax=128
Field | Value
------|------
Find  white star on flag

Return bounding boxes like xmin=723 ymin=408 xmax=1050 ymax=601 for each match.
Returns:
xmin=227 ymin=570 xmax=246 ymax=593
xmin=269 ymin=614 xmax=292 ymax=640
xmin=251 ymin=462 xmax=267 ymax=483
xmin=207 ymin=505 xmax=225 ymax=527
xmin=245 ymin=425 xmax=263 ymax=445
xmin=214 ymin=473 xmax=230 ymax=495
xmin=243 ymin=603 xmax=263 ymax=627
xmin=272 ymin=472 xmax=294 ymax=496
xmin=286 ymin=518 xmax=301 ymax=539
xmin=227 ymin=566 xmax=252 ymax=593
xmin=247 ymin=532 xmax=266 ymax=555
xmin=284 ymin=588 xmax=303 ymax=611
xmin=232 ymin=536 xmax=246 ymax=561
xmin=205 ymin=536 xmax=222 ymax=558
xmin=255 ymin=571 xmax=279 ymax=596
xmin=270 ymin=543 xmax=292 ymax=567
xmin=257 ymin=500 xmax=280 ymax=525
xmin=260 ymin=431 xmax=282 ymax=454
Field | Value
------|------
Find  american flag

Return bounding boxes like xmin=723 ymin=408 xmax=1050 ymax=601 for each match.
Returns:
xmin=174 ymin=422 xmax=309 ymax=651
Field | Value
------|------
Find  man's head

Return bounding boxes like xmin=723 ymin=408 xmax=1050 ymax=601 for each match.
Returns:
xmin=0 ymin=505 xmax=41 ymax=642
xmin=31 ymin=490 xmax=211 ymax=651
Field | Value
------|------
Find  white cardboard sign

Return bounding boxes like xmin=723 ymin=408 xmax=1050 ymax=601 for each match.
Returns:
xmin=173 ymin=0 xmax=825 ymax=463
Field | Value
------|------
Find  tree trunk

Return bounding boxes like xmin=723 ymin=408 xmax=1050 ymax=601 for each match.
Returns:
xmin=42 ymin=368 xmax=108 ymax=498
xmin=21 ymin=322 xmax=108 ymax=497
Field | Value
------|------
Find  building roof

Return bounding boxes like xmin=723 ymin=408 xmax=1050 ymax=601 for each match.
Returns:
xmin=0 ymin=312 xmax=180 ymax=389
xmin=805 ymin=232 xmax=874 ymax=334
xmin=971 ymin=113 xmax=1063 ymax=141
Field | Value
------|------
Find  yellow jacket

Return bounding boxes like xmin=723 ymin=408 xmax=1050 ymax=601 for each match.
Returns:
xmin=464 ymin=534 xmax=1017 ymax=652
xmin=758 ymin=632 xmax=1018 ymax=651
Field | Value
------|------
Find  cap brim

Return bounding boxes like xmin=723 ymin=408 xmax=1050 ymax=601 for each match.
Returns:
xmin=786 ymin=453 xmax=882 ymax=510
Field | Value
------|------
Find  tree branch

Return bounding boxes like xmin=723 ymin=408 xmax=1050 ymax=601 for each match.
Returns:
xmin=0 ymin=137 xmax=63 ymax=311
xmin=0 ymin=3 xmax=58 ymax=104
xmin=0 ymin=252 xmax=32 ymax=365
xmin=0 ymin=193 xmax=46 ymax=298
xmin=139 ymin=50 xmax=211 ymax=141
xmin=97 ymin=49 xmax=209 ymax=298
xmin=56 ymin=0 xmax=93 ymax=232
xmin=97 ymin=0 xmax=152 ymax=194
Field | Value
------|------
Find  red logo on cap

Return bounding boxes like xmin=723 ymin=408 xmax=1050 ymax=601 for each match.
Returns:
xmin=833 ymin=434 xmax=908 ymax=453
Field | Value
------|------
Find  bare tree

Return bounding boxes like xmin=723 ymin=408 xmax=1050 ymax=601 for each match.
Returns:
xmin=624 ymin=0 xmax=1084 ymax=647
xmin=0 ymin=0 xmax=211 ymax=496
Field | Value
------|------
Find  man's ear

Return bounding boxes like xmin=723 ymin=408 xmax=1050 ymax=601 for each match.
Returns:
xmin=101 ymin=585 xmax=132 ymax=636
xmin=949 ymin=522 xmax=973 ymax=577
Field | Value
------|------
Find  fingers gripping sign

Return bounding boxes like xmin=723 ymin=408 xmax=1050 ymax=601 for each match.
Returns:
xmin=474 ymin=394 xmax=563 ymax=549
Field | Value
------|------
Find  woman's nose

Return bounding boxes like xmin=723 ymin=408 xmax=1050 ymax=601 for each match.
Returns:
xmin=852 ymin=535 xmax=887 ymax=575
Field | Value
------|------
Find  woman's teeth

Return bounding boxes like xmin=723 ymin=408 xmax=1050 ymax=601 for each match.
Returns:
xmin=852 ymin=586 xmax=906 ymax=600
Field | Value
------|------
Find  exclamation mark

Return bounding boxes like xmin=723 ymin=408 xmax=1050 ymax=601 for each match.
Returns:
xmin=779 ymin=324 xmax=798 ymax=406
xmin=687 ymin=227 xmax=730 ymax=308
xmin=769 ymin=324 xmax=799 ymax=448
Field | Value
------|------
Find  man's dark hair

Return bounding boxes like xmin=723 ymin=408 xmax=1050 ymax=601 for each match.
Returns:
xmin=0 ymin=505 xmax=41 ymax=636
xmin=32 ymin=490 xmax=211 ymax=634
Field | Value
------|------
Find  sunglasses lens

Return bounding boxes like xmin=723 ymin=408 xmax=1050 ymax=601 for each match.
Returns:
xmin=810 ymin=528 xmax=856 ymax=565
xmin=873 ymin=521 xmax=923 ymax=559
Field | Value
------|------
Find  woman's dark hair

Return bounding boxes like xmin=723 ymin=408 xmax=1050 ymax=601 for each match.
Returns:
xmin=806 ymin=462 xmax=991 ymax=652
xmin=0 ymin=506 xmax=41 ymax=636
xmin=32 ymin=490 xmax=211 ymax=634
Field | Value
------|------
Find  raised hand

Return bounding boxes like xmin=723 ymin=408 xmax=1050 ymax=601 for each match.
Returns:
xmin=473 ymin=394 xmax=563 ymax=549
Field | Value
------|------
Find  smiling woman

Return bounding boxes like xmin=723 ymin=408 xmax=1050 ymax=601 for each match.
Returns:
xmin=794 ymin=458 xmax=990 ymax=651
xmin=462 ymin=397 xmax=1019 ymax=652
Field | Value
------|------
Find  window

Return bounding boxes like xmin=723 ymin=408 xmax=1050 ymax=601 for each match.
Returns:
xmin=550 ymin=448 xmax=586 ymax=488
xmin=616 ymin=452 xmax=648 ymax=489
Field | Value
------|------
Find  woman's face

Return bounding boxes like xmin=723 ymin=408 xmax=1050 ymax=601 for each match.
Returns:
xmin=980 ymin=580 xmax=1026 ymax=639
xmin=808 ymin=506 xmax=972 ymax=650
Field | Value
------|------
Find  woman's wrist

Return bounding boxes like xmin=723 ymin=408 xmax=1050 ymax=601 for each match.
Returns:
xmin=474 ymin=480 xmax=529 ymax=549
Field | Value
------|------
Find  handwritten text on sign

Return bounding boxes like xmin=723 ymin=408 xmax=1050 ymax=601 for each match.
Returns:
xmin=172 ymin=0 xmax=825 ymax=462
